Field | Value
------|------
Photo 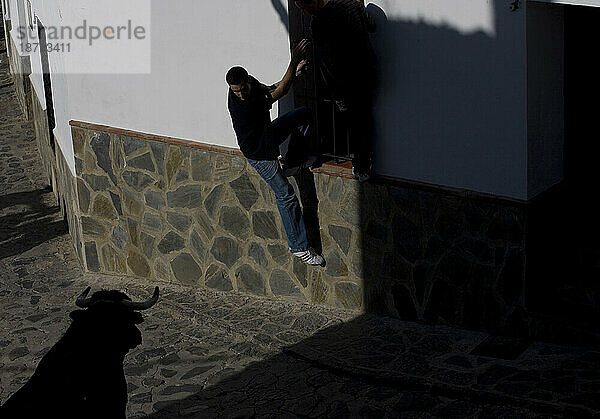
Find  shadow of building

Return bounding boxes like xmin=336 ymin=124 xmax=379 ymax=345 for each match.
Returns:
xmin=0 ymin=187 xmax=67 ymax=259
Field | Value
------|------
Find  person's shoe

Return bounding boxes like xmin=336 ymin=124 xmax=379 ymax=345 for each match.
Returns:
xmin=282 ymin=155 xmax=317 ymax=177
xmin=308 ymin=154 xmax=324 ymax=170
xmin=352 ymin=167 xmax=371 ymax=182
xmin=293 ymin=247 xmax=325 ymax=266
xmin=301 ymin=154 xmax=317 ymax=170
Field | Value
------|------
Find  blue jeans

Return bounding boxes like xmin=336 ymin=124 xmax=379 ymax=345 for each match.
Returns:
xmin=247 ymin=158 xmax=309 ymax=253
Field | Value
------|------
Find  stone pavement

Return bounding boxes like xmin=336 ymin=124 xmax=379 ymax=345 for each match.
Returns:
xmin=2 ymin=35 xmax=600 ymax=418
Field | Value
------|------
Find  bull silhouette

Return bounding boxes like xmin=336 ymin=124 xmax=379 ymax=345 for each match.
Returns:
xmin=1 ymin=286 xmax=159 ymax=418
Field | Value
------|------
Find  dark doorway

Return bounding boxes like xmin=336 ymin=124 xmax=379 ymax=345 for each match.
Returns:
xmin=525 ymin=4 xmax=600 ymax=341
xmin=564 ymin=5 xmax=600 ymax=187
xmin=560 ymin=4 xmax=600 ymax=329
xmin=36 ymin=18 xmax=56 ymax=154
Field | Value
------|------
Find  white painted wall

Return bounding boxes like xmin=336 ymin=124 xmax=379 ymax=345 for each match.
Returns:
xmin=6 ymin=1 xmax=582 ymax=200
xmin=26 ymin=0 xmax=70 ymax=166
xmin=367 ymin=0 xmax=528 ymax=199
xmin=3 ymin=0 xmax=66 ymax=153
xmin=10 ymin=0 xmax=291 ymax=176
xmin=65 ymin=0 xmax=291 ymax=171
xmin=5 ymin=0 xmax=24 ymax=57
xmin=25 ymin=0 xmax=44 ymax=109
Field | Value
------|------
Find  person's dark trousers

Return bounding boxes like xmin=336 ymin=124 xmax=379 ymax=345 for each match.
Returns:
xmin=340 ymin=90 xmax=374 ymax=174
xmin=261 ymin=106 xmax=311 ymax=163
xmin=246 ymin=158 xmax=309 ymax=252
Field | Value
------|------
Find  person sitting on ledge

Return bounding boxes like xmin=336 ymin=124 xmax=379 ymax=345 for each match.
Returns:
xmin=226 ymin=40 xmax=325 ymax=266
xmin=295 ymin=0 xmax=377 ymax=182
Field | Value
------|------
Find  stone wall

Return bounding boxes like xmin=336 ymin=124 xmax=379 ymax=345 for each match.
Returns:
xmin=71 ymin=125 xmax=314 ymax=302
xmin=6 ymin=34 xmax=32 ymax=120
xmin=314 ymin=175 xmax=527 ymax=332
xmin=67 ymin=123 xmax=528 ymax=335
xmin=56 ymin=141 xmax=83 ymax=264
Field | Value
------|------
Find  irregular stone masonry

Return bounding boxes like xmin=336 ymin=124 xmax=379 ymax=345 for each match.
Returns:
xmin=70 ymin=127 xmax=312 ymax=301
xmin=67 ymin=122 xmax=528 ymax=335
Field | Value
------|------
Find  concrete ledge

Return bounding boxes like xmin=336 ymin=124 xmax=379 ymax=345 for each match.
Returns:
xmin=71 ymin=120 xmax=526 ymax=206
xmin=69 ymin=120 xmax=244 ymax=157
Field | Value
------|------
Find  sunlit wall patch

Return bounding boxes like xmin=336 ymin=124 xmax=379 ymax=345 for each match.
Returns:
xmin=371 ymin=0 xmax=497 ymax=37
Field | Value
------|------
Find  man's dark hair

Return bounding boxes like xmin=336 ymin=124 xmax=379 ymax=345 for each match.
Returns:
xmin=296 ymin=0 xmax=313 ymax=4
xmin=226 ymin=66 xmax=249 ymax=85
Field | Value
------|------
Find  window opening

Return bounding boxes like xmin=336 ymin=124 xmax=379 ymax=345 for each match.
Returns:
xmin=37 ymin=18 xmax=57 ymax=154
xmin=287 ymin=0 xmax=352 ymax=164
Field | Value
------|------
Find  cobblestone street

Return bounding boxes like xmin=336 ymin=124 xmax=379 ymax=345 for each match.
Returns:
xmin=2 ymin=35 xmax=600 ymax=418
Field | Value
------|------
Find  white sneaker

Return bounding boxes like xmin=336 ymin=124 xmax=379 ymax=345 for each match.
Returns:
xmin=293 ymin=248 xmax=325 ymax=266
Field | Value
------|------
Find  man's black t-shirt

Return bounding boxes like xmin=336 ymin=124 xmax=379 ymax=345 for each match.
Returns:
xmin=228 ymin=76 xmax=277 ymax=160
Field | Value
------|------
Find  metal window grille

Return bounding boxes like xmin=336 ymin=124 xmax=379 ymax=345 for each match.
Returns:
xmin=287 ymin=0 xmax=353 ymax=163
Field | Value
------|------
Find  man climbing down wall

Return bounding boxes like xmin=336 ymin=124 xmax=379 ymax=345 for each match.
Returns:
xmin=226 ymin=40 xmax=325 ymax=266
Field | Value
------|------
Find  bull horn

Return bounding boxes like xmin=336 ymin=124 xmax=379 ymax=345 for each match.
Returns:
xmin=120 ymin=287 xmax=159 ymax=311
xmin=75 ymin=287 xmax=92 ymax=308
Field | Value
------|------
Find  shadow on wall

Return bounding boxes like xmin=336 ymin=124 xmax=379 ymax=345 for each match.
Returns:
xmin=270 ymin=0 xmax=300 ymax=157
xmin=271 ymin=0 xmax=290 ymax=33
xmin=0 ymin=187 xmax=67 ymax=259
xmin=361 ymin=1 xmax=599 ymax=341
xmin=265 ymin=0 xmax=324 ymax=254
xmin=294 ymin=168 xmax=324 ymax=254
xmin=267 ymin=1 xmax=598 ymax=341
xmin=367 ymin=1 xmax=525 ymax=197
xmin=358 ymin=2 xmax=530 ymax=335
